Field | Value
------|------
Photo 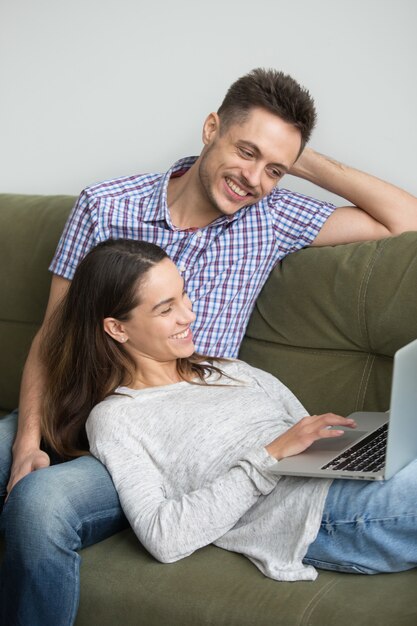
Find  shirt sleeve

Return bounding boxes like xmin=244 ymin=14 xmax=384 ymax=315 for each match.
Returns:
xmin=87 ymin=416 xmax=280 ymax=564
xmin=49 ymin=188 xmax=100 ymax=280
xmin=267 ymin=187 xmax=336 ymax=255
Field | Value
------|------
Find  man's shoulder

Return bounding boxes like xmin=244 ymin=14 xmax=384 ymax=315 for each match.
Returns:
xmin=265 ymin=186 xmax=334 ymax=213
xmin=82 ymin=171 xmax=164 ymax=204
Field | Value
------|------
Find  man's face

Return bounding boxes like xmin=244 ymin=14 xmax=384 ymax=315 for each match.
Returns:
xmin=198 ymin=107 xmax=302 ymax=217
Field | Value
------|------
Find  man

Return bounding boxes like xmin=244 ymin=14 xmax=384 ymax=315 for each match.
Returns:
xmin=1 ymin=68 xmax=417 ymax=625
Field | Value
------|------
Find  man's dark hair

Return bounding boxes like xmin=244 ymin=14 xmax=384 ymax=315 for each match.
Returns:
xmin=217 ymin=68 xmax=317 ymax=150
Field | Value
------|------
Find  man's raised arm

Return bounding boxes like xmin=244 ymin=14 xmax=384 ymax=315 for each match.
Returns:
xmin=7 ymin=275 xmax=71 ymax=495
xmin=290 ymin=148 xmax=417 ymax=246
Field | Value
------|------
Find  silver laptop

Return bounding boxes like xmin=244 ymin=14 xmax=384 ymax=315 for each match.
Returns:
xmin=272 ymin=337 xmax=417 ymax=481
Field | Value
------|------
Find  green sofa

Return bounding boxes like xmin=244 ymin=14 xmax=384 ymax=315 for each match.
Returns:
xmin=1 ymin=192 xmax=417 ymax=625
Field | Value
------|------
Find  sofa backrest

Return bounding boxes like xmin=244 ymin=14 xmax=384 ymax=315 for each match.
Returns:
xmin=1 ymin=193 xmax=417 ymax=419
xmin=0 ymin=194 xmax=75 ymax=413
xmin=240 ymin=232 xmax=417 ymax=416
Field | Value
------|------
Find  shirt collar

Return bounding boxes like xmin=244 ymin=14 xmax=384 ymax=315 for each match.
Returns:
xmin=142 ymin=157 xmax=197 ymax=226
xmin=142 ymin=155 xmax=258 ymax=228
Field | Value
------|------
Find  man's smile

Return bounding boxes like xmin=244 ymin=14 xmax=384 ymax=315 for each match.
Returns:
xmin=225 ymin=176 xmax=252 ymax=198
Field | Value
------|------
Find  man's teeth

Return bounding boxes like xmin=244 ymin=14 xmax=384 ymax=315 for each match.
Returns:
xmin=226 ymin=177 xmax=247 ymax=197
xmin=172 ymin=329 xmax=190 ymax=339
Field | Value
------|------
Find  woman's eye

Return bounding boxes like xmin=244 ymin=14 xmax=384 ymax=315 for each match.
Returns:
xmin=160 ymin=307 xmax=172 ymax=316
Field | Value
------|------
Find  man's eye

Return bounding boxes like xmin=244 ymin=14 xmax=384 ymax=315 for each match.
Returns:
xmin=268 ymin=168 xmax=282 ymax=179
xmin=160 ymin=307 xmax=172 ymax=316
xmin=238 ymin=147 xmax=253 ymax=159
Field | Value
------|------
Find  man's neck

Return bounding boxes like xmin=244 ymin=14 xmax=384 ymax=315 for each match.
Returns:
xmin=167 ymin=161 xmax=221 ymax=230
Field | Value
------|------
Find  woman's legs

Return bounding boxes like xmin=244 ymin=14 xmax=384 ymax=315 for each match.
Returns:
xmin=0 ymin=412 xmax=128 ymax=626
xmin=304 ymin=459 xmax=417 ymax=574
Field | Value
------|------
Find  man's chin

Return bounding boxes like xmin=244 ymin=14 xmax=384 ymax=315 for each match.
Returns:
xmin=220 ymin=198 xmax=256 ymax=215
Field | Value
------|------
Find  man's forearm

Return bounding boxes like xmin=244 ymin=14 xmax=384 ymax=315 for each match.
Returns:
xmin=7 ymin=325 xmax=54 ymax=494
xmin=13 ymin=331 xmax=45 ymax=453
xmin=13 ymin=274 xmax=71 ymax=464
xmin=292 ymin=148 xmax=417 ymax=234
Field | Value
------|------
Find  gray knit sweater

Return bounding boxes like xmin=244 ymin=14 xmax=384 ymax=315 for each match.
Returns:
xmin=86 ymin=360 xmax=332 ymax=581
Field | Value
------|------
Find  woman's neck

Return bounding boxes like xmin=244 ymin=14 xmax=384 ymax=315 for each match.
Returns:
xmin=124 ymin=359 xmax=188 ymax=390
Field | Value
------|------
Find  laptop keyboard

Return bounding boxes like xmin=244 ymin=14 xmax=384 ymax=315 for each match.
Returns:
xmin=321 ymin=423 xmax=388 ymax=473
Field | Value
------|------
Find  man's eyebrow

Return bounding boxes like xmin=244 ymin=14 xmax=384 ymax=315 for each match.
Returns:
xmin=238 ymin=140 xmax=289 ymax=173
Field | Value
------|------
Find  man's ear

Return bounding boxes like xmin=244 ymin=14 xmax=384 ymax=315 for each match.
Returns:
xmin=103 ymin=318 xmax=128 ymax=344
xmin=202 ymin=112 xmax=220 ymax=146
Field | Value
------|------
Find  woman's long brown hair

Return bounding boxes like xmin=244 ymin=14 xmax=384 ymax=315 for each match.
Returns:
xmin=41 ymin=239 xmax=228 ymax=460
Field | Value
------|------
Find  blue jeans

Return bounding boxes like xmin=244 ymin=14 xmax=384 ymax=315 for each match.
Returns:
xmin=304 ymin=458 xmax=417 ymax=573
xmin=0 ymin=411 xmax=128 ymax=626
xmin=1 ymin=412 xmax=416 ymax=626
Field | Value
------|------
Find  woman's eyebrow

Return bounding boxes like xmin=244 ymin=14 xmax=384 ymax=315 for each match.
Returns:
xmin=151 ymin=297 xmax=175 ymax=312
xmin=151 ymin=279 xmax=186 ymax=312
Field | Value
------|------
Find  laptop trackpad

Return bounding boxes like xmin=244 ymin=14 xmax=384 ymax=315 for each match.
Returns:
xmin=308 ymin=430 xmax=368 ymax=453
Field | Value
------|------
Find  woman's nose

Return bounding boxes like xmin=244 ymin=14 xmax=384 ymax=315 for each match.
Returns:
xmin=179 ymin=296 xmax=196 ymax=324
xmin=184 ymin=307 xmax=196 ymax=324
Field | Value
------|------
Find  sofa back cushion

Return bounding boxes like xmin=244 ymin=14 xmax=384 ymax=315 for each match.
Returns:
xmin=0 ymin=194 xmax=74 ymax=412
xmin=239 ymin=232 xmax=417 ymax=417
xmin=1 ymin=193 xmax=417 ymax=421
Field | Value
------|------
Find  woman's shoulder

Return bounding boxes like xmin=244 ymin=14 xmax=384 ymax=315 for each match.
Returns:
xmin=205 ymin=358 xmax=242 ymax=379
xmin=86 ymin=391 xmax=136 ymax=445
xmin=208 ymin=358 xmax=266 ymax=384
xmin=218 ymin=359 xmax=288 ymax=392
xmin=218 ymin=358 xmax=265 ymax=378
xmin=88 ymin=390 xmax=133 ymax=423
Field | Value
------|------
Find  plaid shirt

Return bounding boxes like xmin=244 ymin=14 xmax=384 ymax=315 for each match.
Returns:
xmin=50 ymin=156 xmax=335 ymax=358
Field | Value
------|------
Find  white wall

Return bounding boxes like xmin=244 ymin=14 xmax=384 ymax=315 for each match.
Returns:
xmin=1 ymin=0 xmax=416 ymax=204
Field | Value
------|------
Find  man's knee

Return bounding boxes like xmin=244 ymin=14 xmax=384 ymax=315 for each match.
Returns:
xmin=3 ymin=456 xmax=107 ymax=521
xmin=2 ymin=457 xmax=127 ymax=550
xmin=2 ymin=468 xmax=78 ymax=549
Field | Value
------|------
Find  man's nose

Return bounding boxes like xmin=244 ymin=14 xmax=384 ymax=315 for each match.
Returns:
xmin=241 ymin=162 xmax=262 ymax=188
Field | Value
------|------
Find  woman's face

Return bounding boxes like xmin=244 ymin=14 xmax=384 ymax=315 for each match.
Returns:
xmin=115 ymin=258 xmax=196 ymax=364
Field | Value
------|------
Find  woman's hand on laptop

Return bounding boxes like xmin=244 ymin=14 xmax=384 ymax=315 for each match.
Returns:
xmin=265 ymin=414 xmax=357 ymax=461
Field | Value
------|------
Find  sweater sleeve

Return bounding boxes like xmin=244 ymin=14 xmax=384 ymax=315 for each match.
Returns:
xmin=87 ymin=423 xmax=280 ymax=564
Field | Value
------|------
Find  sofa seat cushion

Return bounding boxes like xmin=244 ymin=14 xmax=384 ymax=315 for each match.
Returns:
xmin=76 ymin=528 xmax=417 ymax=626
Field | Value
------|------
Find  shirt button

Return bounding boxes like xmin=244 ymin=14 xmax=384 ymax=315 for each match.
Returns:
xmin=179 ymin=264 xmax=186 ymax=273
xmin=196 ymin=230 xmax=203 ymax=238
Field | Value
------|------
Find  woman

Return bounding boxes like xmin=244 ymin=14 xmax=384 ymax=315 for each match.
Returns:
xmin=41 ymin=238 xmax=417 ymax=581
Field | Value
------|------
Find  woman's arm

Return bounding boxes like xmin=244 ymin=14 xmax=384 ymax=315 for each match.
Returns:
xmin=266 ymin=413 xmax=357 ymax=460
xmin=88 ymin=435 xmax=279 ymax=564
xmin=89 ymin=412 xmax=354 ymax=563
xmin=227 ymin=363 xmax=357 ymax=459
